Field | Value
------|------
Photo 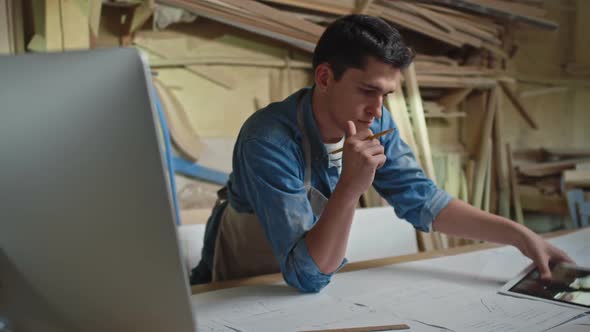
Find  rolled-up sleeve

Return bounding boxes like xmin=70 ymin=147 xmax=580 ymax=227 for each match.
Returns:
xmin=372 ymin=108 xmax=453 ymax=232
xmin=237 ymin=138 xmax=342 ymax=292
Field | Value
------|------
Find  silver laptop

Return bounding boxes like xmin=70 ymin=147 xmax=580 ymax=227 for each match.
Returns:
xmin=0 ymin=48 xmax=197 ymax=332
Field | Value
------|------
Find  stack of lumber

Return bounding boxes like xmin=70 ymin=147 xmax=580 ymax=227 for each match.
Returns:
xmin=0 ymin=0 xmax=24 ymax=54
xmin=7 ymin=0 xmax=569 ymax=251
xmin=511 ymin=148 xmax=590 ymax=216
xmin=155 ymin=0 xmax=555 ymax=55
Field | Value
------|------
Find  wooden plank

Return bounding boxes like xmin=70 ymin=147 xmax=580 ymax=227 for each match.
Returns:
xmin=424 ymin=112 xmax=466 ymax=118
xmin=411 ymin=75 xmax=497 ymax=89
xmin=404 ymin=62 xmax=449 ymax=250
xmin=159 ymin=0 xmax=317 ymax=52
xmin=186 ymin=65 xmax=237 ymax=90
xmin=482 ymin=138 xmax=492 ymax=212
xmin=429 ymin=0 xmax=558 ymax=30
xmin=506 ymin=143 xmax=524 ymax=224
xmin=153 ymin=78 xmax=206 ymax=162
xmin=62 ymin=0 xmax=90 ymax=50
xmin=517 ymin=158 xmax=590 ymax=177
xmin=520 ymin=86 xmax=568 ymax=98
xmin=493 ymin=92 xmax=510 ymax=219
xmin=10 ymin=0 xmax=24 ymax=53
xmin=370 ymin=4 xmax=466 ymax=48
xmin=564 ymin=170 xmax=590 ymax=190
xmin=466 ymin=0 xmax=546 ymax=18
xmin=385 ymin=90 xmax=420 ymax=161
xmin=88 ymin=0 xmax=102 ymax=43
xmin=437 ymin=88 xmax=473 ymax=111
xmin=499 ymin=81 xmax=538 ymax=130
xmin=386 ymin=90 xmax=441 ymax=251
xmin=5 ymin=0 xmax=13 ymax=54
xmin=45 ymin=0 xmax=63 ymax=52
xmin=261 ymin=0 xmax=353 ymax=16
xmin=130 ymin=0 xmax=154 ymax=33
xmin=520 ymin=185 xmax=568 ymax=215
xmin=0 ymin=0 xmax=11 ymax=54
xmin=543 ymin=148 xmax=590 ymax=159
xmin=354 ymin=0 xmax=373 ymax=14
xmin=384 ymin=1 xmax=455 ymax=34
xmin=403 ymin=63 xmax=437 ymax=184
xmin=471 ymin=88 xmax=497 ymax=208
xmin=415 ymin=54 xmax=458 ymax=67
xmin=220 ymin=0 xmax=325 ymax=37
xmin=149 ymin=56 xmax=312 ymax=69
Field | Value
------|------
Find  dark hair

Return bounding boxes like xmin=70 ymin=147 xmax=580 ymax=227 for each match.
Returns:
xmin=312 ymin=15 xmax=414 ymax=80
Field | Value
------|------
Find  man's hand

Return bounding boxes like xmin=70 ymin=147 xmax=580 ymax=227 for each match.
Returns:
xmin=516 ymin=230 xmax=574 ymax=280
xmin=434 ymin=199 xmax=576 ymax=281
xmin=339 ymin=121 xmax=386 ymax=197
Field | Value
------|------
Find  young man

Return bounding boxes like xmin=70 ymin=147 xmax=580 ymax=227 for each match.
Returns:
xmin=190 ymin=15 xmax=572 ymax=293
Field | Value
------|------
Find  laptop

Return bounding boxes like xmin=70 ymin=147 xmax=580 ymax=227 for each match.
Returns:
xmin=0 ymin=48 xmax=197 ymax=331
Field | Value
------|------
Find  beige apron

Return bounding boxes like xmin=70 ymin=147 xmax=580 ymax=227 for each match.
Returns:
xmin=212 ymin=93 xmax=328 ymax=281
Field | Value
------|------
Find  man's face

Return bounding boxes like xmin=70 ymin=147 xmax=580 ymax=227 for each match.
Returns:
xmin=324 ymin=56 xmax=401 ymax=135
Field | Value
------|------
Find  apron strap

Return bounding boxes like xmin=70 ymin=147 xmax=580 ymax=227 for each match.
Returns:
xmin=296 ymin=92 xmax=312 ymax=193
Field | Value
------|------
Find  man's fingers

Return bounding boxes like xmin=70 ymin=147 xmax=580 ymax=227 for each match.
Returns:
xmin=554 ymin=249 xmax=575 ymax=265
xmin=346 ymin=120 xmax=357 ymax=138
xmin=363 ymin=143 xmax=385 ymax=157
xmin=537 ymin=259 xmax=553 ymax=281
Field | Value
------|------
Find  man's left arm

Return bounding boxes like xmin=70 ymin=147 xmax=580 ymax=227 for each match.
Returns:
xmin=433 ymin=199 xmax=574 ymax=279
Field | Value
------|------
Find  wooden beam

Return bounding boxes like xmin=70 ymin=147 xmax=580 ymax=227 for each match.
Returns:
xmin=518 ymin=158 xmax=590 ymax=177
xmin=88 ymin=0 xmax=103 ymax=44
xmin=519 ymin=185 xmax=568 ymax=215
xmin=148 ymin=56 xmax=312 ymax=69
xmin=472 ymin=88 xmax=497 ymax=208
xmin=354 ymin=0 xmax=374 ymax=14
xmin=0 ymin=0 xmax=11 ymax=54
xmin=159 ymin=0 xmax=317 ymax=52
xmin=261 ymin=0 xmax=352 ymax=16
xmin=437 ymin=88 xmax=473 ymax=110
xmin=403 ymin=63 xmax=437 ymax=184
xmin=482 ymin=138 xmax=492 ymax=212
xmin=429 ymin=0 xmax=558 ymax=30
xmin=543 ymin=148 xmax=590 ymax=159
xmin=499 ymin=81 xmax=538 ymax=130
xmin=385 ymin=90 xmax=420 ymax=161
xmin=563 ymin=170 xmax=590 ymax=190
xmin=220 ymin=0 xmax=324 ymax=37
xmin=45 ymin=0 xmax=64 ymax=52
xmin=493 ymin=91 xmax=510 ymax=219
xmin=520 ymin=86 xmax=568 ymax=98
xmin=506 ymin=143 xmax=524 ymax=224
xmin=62 ymin=0 xmax=90 ymax=50
xmin=186 ymin=65 xmax=237 ymax=90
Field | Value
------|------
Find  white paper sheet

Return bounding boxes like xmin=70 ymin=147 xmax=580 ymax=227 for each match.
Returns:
xmin=191 ymin=228 xmax=590 ymax=332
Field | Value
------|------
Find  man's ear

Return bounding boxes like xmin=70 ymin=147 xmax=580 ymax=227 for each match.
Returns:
xmin=314 ymin=63 xmax=333 ymax=93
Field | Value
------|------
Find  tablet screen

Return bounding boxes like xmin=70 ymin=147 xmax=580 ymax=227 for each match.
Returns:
xmin=509 ymin=264 xmax=590 ymax=309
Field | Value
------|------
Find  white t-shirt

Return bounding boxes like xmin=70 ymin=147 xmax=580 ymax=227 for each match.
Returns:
xmin=324 ymin=137 xmax=344 ymax=175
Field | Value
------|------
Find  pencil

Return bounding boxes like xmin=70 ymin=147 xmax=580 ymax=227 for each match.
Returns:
xmin=299 ymin=323 xmax=410 ymax=332
xmin=329 ymin=128 xmax=395 ymax=155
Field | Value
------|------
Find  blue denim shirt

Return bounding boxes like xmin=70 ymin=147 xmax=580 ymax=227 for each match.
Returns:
xmin=197 ymin=87 xmax=452 ymax=293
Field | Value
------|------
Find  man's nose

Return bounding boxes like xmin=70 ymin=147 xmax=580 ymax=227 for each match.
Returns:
xmin=367 ymin=97 xmax=383 ymax=118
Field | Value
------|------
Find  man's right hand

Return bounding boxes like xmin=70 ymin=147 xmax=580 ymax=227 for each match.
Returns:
xmin=339 ymin=120 xmax=386 ymax=197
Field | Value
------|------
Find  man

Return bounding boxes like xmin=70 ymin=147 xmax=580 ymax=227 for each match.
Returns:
xmin=190 ymin=14 xmax=572 ymax=293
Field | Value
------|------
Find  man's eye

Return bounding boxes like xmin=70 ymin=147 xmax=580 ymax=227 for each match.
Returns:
xmin=360 ymin=88 xmax=373 ymax=95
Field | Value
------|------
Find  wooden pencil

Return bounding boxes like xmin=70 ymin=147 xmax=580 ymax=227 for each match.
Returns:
xmin=329 ymin=128 xmax=395 ymax=154
xmin=299 ymin=323 xmax=410 ymax=332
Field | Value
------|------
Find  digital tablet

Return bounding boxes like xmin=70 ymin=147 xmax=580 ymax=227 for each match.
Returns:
xmin=499 ymin=263 xmax=590 ymax=309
